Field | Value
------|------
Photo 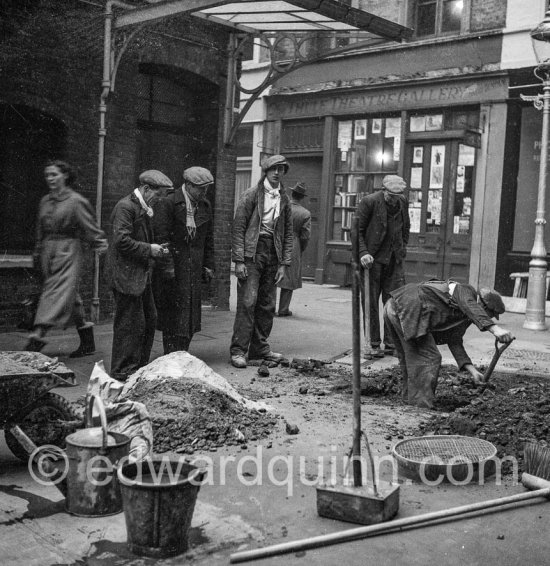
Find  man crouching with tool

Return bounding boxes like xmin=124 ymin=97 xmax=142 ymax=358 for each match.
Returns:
xmin=383 ymin=280 xmax=515 ymax=409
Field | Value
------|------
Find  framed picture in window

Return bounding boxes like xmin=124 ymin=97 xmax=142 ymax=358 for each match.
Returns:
xmin=354 ymin=119 xmax=367 ymax=140
xmin=413 ymin=146 xmax=423 ymax=164
xmin=372 ymin=118 xmax=382 ymax=134
xmin=426 ymin=114 xmax=443 ymax=131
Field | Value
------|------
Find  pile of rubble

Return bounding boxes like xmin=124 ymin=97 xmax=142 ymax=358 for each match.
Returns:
xmin=122 ymin=352 xmax=278 ymax=454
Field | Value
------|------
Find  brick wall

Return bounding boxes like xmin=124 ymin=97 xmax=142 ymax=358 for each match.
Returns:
xmin=470 ymin=0 xmax=507 ymax=31
xmin=0 ymin=0 xmax=234 ymax=329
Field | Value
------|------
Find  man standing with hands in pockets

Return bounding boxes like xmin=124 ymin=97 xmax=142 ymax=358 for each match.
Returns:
xmin=230 ymin=155 xmax=293 ymax=369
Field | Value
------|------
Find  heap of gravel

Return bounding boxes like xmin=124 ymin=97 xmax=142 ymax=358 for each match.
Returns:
xmin=125 ymin=377 xmax=279 ymax=454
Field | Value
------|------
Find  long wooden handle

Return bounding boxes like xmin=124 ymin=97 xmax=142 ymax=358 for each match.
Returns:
xmin=363 ymin=268 xmax=371 ymax=349
xmin=229 ymin=488 xmax=550 ymax=563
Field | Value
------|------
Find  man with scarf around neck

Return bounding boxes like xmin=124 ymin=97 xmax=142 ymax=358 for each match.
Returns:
xmin=152 ymin=166 xmax=215 ymax=354
xmin=357 ymin=175 xmax=410 ymax=358
xmin=230 ymin=155 xmax=293 ymax=368
xmin=107 ymin=169 xmax=173 ymax=381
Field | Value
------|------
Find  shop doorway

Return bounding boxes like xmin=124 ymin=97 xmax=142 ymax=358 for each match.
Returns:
xmin=404 ymin=139 xmax=476 ymax=284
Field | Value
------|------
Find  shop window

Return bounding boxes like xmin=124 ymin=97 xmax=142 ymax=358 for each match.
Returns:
xmin=413 ymin=0 xmax=466 ymax=38
xmin=332 ymin=116 xmax=401 ymax=242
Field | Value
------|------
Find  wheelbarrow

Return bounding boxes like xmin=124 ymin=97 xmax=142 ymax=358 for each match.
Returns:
xmin=0 ymin=352 xmax=82 ymax=462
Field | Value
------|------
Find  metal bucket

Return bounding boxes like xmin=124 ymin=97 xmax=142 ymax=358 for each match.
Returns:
xmin=118 ymin=458 xmax=207 ymax=558
xmin=65 ymin=395 xmax=130 ymax=517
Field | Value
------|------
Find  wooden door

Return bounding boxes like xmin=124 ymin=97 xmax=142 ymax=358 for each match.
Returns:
xmin=404 ymin=140 xmax=475 ymax=284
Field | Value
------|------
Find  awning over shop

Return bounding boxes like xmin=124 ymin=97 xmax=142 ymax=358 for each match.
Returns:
xmin=115 ymin=0 xmax=411 ymax=42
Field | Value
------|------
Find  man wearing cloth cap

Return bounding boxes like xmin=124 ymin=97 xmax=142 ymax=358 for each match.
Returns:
xmin=383 ymin=280 xmax=515 ymax=409
xmin=230 ymin=154 xmax=293 ymax=368
xmin=152 ymin=166 xmax=215 ymax=354
xmin=108 ymin=169 xmax=173 ymax=381
xmin=277 ymin=182 xmax=311 ymax=317
xmin=357 ymin=174 xmax=410 ymax=357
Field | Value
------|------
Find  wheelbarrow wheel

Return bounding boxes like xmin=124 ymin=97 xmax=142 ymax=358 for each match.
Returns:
xmin=5 ymin=392 xmax=81 ymax=462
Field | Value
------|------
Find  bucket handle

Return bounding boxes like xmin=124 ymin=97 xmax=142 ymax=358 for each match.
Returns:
xmin=86 ymin=394 xmax=108 ymax=453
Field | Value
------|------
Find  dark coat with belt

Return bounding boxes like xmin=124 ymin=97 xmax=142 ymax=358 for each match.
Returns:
xmin=278 ymin=201 xmax=311 ymax=290
xmin=391 ymin=280 xmax=495 ymax=369
xmin=152 ymin=190 xmax=214 ymax=337
xmin=357 ymin=190 xmax=410 ymax=262
xmin=108 ymin=193 xmax=154 ymax=296
xmin=231 ymin=180 xmax=293 ymax=266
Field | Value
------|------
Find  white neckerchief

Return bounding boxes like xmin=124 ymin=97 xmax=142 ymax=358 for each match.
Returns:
xmin=262 ymin=178 xmax=281 ymax=231
xmin=134 ymin=188 xmax=154 ymax=217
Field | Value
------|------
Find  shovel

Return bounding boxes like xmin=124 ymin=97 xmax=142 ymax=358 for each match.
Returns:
xmin=478 ymin=338 xmax=514 ymax=394
xmin=315 ymin=217 xmax=399 ymax=524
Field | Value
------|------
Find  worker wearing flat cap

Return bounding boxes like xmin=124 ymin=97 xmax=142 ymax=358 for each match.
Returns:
xmin=384 ymin=281 xmax=515 ymax=409
xmin=277 ymin=182 xmax=311 ymax=317
xmin=230 ymin=154 xmax=293 ymax=368
xmin=152 ymin=166 xmax=215 ymax=354
xmin=357 ymin=174 xmax=410 ymax=358
xmin=108 ymin=169 xmax=173 ymax=381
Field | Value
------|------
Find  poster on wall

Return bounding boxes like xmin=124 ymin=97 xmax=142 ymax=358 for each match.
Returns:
xmin=409 ymin=208 xmax=421 ymax=233
xmin=458 ymin=144 xmax=475 ymax=166
xmin=428 ymin=189 xmax=442 ymax=225
xmin=429 ymin=145 xmax=445 ymax=188
xmin=410 ymin=167 xmax=423 ymax=189
xmin=456 ymin=165 xmax=465 ymax=193
xmin=337 ymin=120 xmax=352 ymax=160
xmin=413 ymin=146 xmax=423 ymax=164
xmin=372 ymin=118 xmax=382 ymax=133
xmin=354 ymin=120 xmax=367 ymax=140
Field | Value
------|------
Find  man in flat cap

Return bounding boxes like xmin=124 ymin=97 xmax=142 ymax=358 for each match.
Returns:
xmin=230 ymin=154 xmax=293 ymax=368
xmin=108 ymin=169 xmax=173 ymax=381
xmin=277 ymin=182 xmax=311 ymax=317
xmin=384 ymin=280 xmax=515 ymax=409
xmin=357 ymin=174 xmax=410 ymax=358
xmin=152 ymin=166 xmax=215 ymax=354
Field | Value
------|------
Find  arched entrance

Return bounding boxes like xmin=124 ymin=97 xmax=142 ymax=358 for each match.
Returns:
xmin=0 ymin=104 xmax=66 ymax=252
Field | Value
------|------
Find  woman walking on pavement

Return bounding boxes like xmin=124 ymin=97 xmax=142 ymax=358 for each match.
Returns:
xmin=24 ymin=160 xmax=108 ymax=355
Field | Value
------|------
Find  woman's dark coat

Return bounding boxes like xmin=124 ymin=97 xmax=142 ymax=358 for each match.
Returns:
xmin=153 ymin=189 xmax=214 ymax=338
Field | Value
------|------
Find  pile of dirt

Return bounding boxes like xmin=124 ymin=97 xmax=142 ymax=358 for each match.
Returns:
xmin=419 ymin=371 xmax=550 ymax=471
xmin=126 ymin=378 xmax=279 ymax=454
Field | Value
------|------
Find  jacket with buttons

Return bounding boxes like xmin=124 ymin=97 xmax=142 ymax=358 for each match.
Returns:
xmin=231 ymin=180 xmax=293 ymax=266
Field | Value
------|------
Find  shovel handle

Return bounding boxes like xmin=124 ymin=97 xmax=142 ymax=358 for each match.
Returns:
xmin=86 ymin=394 xmax=108 ymax=452
xmin=482 ymin=338 xmax=513 ymax=384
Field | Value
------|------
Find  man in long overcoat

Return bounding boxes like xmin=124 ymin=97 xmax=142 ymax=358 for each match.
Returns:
xmin=384 ymin=280 xmax=515 ymax=409
xmin=108 ymin=169 xmax=173 ymax=381
xmin=277 ymin=182 xmax=311 ymax=316
xmin=357 ymin=174 xmax=410 ymax=357
xmin=152 ymin=166 xmax=215 ymax=354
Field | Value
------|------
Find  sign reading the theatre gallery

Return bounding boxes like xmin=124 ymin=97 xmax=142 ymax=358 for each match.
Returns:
xmin=267 ymin=77 xmax=508 ymax=120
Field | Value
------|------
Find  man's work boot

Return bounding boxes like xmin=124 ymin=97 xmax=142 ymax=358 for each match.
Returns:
xmin=263 ymin=351 xmax=284 ymax=362
xmin=70 ymin=323 xmax=96 ymax=358
xmin=231 ymin=354 xmax=247 ymax=368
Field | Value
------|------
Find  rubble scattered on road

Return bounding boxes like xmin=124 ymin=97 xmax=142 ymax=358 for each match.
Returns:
xmin=285 ymin=422 xmax=300 ymax=435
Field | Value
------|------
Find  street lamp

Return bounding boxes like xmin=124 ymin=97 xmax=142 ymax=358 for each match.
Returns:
xmin=522 ymin=9 xmax=550 ymax=330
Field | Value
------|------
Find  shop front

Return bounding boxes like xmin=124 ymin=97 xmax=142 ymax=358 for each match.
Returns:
xmin=270 ymin=73 xmax=509 ymax=287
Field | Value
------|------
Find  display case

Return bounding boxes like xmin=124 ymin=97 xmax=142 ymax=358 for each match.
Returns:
xmin=331 ymin=116 xmax=402 ymax=242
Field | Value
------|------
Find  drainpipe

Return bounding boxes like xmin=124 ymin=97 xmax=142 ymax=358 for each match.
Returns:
xmin=91 ymin=0 xmax=114 ymax=323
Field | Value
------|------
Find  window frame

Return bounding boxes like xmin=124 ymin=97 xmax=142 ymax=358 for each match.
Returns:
xmin=410 ymin=0 xmax=469 ymax=40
